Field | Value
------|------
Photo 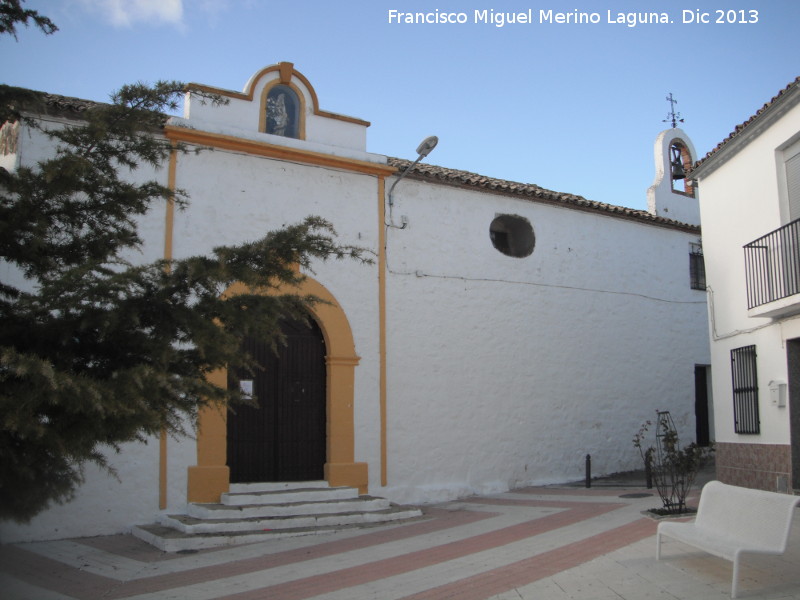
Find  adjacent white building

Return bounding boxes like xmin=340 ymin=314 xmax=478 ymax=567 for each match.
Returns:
xmin=690 ymin=76 xmax=800 ymax=492
xmin=0 ymin=63 xmax=711 ymax=543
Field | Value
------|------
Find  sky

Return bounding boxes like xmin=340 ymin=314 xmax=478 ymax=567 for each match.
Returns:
xmin=2 ymin=0 xmax=799 ymax=211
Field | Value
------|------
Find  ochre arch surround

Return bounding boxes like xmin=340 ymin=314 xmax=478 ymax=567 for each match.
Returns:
xmin=186 ymin=276 xmax=367 ymax=502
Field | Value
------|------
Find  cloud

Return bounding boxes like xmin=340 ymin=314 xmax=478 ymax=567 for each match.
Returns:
xmin=195 ymin=0 xmax=232 ymax=26
xmin=82 ymin=0 xmax=184 ymax=28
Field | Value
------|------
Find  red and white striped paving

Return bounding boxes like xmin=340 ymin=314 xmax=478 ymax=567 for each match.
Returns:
xmin=2 ymin=485 xmax=800 ymax=599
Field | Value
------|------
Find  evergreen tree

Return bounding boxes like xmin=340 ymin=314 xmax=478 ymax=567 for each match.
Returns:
xmin=0 ymin=81 xmax=369 ymax=522
xmin=0 ymin=0 xmax=56 ymax=39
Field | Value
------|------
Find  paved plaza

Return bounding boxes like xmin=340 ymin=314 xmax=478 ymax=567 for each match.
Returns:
xmin=2 ymin=475 xmax=800 ymax=600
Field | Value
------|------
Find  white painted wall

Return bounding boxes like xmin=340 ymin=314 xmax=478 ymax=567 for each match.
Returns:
xmin=0 ymin=418 xmax=201 ymax=542
xmin=696 ymin=98 xmax=800 ymax=447
xmin=168 ymin=143 xmax=385 ymax=494
xmin=0 ymin=87 xmax=383 ymax=544
xmin=0 ymin=115 xmax=190 ymax=544
xmin=0 ymin=67 xmax=712 ymax=542
xmin=380 ymin=178 xmax=709 ymax=504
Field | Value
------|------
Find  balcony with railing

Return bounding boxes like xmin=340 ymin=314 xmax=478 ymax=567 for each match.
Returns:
xmin=744 ymin=218 xmax=800 ymax=318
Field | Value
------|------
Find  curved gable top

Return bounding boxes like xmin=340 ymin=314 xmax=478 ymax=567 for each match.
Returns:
xmin=183 ymin=62 xmax=370 ymax=152
xmin=247 ymin=63 xmax=370 ymax=126
xmin=186 ymin=62 xmax=370 ymax=127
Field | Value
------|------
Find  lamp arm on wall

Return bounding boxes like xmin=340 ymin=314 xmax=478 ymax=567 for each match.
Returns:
xmin=388 ymin=154 xmax=422 ymax=207
xmin=386 ymin=136 xmax=438 ymax=229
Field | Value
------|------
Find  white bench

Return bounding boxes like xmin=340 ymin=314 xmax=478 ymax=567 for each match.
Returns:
xmin=656 ymin=480 xmax=800 ymax=598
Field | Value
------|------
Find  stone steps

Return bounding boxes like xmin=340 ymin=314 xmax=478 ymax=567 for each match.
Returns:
xmin=188 ymin=495 xmax=392 ymax=519
xmin=131 ymin=481 xmax=423 ymax=552
xmin=220 ymin=485 xmax=360 ymax=506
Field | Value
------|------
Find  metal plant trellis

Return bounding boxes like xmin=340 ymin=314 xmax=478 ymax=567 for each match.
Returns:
xmin=653 ymin=411 xmax=688 ymax=513
xmin=635 ymin=410 xmax=711 ymax=514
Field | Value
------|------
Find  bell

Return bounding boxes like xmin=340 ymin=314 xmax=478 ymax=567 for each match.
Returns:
xmin=671 ymin=158 xmax=685 ymax=180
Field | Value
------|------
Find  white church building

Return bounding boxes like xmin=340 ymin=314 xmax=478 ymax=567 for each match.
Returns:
xmin=0 ymin=63 xmax=711 ymax=544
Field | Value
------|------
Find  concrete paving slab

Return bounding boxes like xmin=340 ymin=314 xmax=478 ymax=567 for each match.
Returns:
xmin=1 ymin=474 xmax=799 ymax=600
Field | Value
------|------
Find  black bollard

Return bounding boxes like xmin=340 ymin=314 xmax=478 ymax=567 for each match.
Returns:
xmin=645 ymin=453 xmax=653 ymax=489
xmin=585 ymin=454 xmax=591 ymax=488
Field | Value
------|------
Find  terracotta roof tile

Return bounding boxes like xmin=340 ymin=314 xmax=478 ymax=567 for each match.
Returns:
xmin=42 ymin=92 xmax=99 ymax=114
xmin=13 ymin=90 xmax=699 ymax=232
xmin=692 ymin=76 xmax=800 ymax=172
xmin=387 ymin=157 xmax=699 ymax=232
xmin=6 ymin=87 xmax=101 ymax=118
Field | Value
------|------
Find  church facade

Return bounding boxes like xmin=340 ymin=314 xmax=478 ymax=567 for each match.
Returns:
xmin=1 ymin=64 xmax=711 ymax=543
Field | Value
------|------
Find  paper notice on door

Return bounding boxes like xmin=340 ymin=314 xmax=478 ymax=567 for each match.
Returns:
xmin=240 ymin=380 xmax=253 ymax=400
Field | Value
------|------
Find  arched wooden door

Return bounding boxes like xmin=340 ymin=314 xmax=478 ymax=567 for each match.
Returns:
xmin=227 ymin=318 xmax=327 ymax=483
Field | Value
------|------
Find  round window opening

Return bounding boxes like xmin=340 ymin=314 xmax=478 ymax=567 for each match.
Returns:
xmin=489 ymin=214 xmax=535 ymax=258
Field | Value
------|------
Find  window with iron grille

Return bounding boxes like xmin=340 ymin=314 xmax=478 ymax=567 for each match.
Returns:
xmin=731 ymin=345 xmax=760 ymax=434
xmin=690 ymin=243 xmax=706 ymax=290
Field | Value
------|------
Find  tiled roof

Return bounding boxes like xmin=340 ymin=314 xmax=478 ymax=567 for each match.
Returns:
xmin=692 ymin=76 xmax=800 ymax=172
xmin=42 ymin=93 xmax=99 ymax=115
xmin=5 ymin=87 xmax=101 ymax=119
xmin=387 ymin=157 xmax=699 ymax=232
xmin=11 ymin=89 xmax=699 ymax=232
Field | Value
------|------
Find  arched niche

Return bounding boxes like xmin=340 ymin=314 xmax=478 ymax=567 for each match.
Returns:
xmin=669 ymin=138 xmax=695 ymax=197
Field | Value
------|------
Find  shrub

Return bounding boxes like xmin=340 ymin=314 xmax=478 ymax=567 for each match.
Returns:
xmin=633 ymin=411 xmax=713 ymax=514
